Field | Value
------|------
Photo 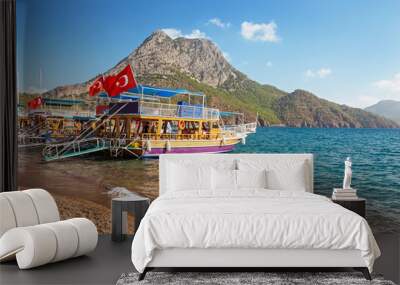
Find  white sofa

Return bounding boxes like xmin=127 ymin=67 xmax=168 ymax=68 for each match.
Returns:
xmin=0 ymin=189 xmax=98 ymax=269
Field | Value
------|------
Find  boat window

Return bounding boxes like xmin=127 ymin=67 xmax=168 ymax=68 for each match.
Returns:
xmin=142 ymin=121 xmax=150 ymax=133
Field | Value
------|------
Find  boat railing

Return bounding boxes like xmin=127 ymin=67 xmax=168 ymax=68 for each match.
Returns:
xmin=29 ymin=108 xmax=95 ymax=118
xmin=139 ymin=101 xmax=220 ymax=120
xmin=18 ymin=110 xmax=29 ymax=117
xmin=244 ymin=122 xmax=257 ymax=133
xmin=18 ymin=135 xmax=46 ymax=148
xmin=141 ymin=133 xmax=224 ymax=141
xmin=222 ymin=124 xmax=246 ymax=134
xmin=42 ymin=137 xmax=108 ymax=159
xmin=222 ymin=122 xmax=257 ymax=135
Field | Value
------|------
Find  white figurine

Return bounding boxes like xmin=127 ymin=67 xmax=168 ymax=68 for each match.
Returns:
xmin=342 ymin=157 xmax=352 ymax=189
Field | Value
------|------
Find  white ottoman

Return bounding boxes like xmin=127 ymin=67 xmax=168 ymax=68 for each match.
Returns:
xmin=0 ymin=189 xmax=98 ymax=269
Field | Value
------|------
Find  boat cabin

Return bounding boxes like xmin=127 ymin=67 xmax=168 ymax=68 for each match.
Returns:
xmin=95 ymin=85 xmax=222 ymax=141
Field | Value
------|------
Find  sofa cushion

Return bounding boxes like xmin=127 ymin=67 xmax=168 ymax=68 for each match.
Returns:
xmin=0 ymin=218 xmax=97 ymax=269
xmin=0 ymin=192 xmax=39 ymax=227
xmin=24 ymin=189 xmax=60 ymax=224
xmin=0 ymin=189 xmax=60 ymax=238
xmin=0 ymin=196 xmax=17 ymax=237
xmin=42 ymin=221 xmax=79 ymax=262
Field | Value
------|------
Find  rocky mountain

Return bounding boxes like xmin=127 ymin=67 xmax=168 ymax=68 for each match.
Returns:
xmin=40 ymin=30 xmax=398 ymax=128
xmin=365 ymin=100 xmax=400 ymax=124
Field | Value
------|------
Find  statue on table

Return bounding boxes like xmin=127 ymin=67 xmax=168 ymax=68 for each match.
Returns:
xmin=342 ymin=157 xmax=352 ymax=189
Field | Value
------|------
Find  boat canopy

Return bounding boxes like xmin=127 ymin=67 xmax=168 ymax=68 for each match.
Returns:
xmin=98 ymin=85 xmax=204 ymax=99
xmin=98 ymin=93 xmax=140 ymax=101
xmin=129 ymin=85 xmax=204 ymax=98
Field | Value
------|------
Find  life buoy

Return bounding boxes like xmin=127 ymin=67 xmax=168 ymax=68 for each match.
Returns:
xmin=178 ymin=120 xmax=185 ymax=130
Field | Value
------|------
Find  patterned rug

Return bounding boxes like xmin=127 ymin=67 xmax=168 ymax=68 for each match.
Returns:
xmin=116 ymin=271 xmax=396 ymax=285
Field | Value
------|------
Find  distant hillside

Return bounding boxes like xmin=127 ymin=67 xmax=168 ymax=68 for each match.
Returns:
xmin=274 ymin=90 xmax=398 ymax=128
xmin=365 ymin=100 xmax=400 ymax=124
xmin=39 ymin=30 xmax=398 ymax=128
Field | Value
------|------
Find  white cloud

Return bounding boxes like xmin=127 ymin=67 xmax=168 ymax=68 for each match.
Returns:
xmin=240 ymin=21 xmax=280 ymax=42
xmin=373 ymin=73 xmax=400 ymax=93
xmin=162 ymin=28 xmax=209 ymax=39
xmin=266 ymin=61 xmax=272 ymax=67
xmin=317 ymin=68 xmax=332 ymax=78
xmin=186 ymin=29 xmax=208 ymax=39
xmin=305 ymin=68 xmax=332 ymax=78
xmin=161 ymin=28 xmax=182 ymax=39
xmin=208 ymin=18 xmax=231 ymax=29
xmin=305 ymin=69 xmax=315 ymax=77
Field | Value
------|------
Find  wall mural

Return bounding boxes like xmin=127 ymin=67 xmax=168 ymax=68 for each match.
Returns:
xmin=17 ymin=0 xmax=400 ymax=234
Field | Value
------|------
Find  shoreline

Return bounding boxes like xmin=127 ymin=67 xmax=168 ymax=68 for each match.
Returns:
xmin=53 ymin=194 xmax=134 ymax=234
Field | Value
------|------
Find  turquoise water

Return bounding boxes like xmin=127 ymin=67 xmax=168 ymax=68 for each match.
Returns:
xmin=234 ymin=128 xmax=400 ymax=233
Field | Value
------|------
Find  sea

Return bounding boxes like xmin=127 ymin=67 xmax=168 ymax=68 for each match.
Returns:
xmin=18 ymin=128 xmax=400 ymax=233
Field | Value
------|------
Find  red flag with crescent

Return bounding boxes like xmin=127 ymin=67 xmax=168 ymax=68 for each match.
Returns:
xmin=103 ymin=74 xmax=117 ymax=93
xmin=27 ymin=96 xmax=43 ymax=109
xmin=104 ymin=65 xmax=137 ymax=97
xmin=89 ymin=76 xmax=105 ymax=96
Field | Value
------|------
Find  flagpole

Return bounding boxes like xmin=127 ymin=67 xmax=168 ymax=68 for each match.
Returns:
xmin=128 ymin=64 xmax=139 ymax=88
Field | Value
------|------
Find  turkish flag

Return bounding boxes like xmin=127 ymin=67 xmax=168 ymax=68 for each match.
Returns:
xmin=36 ymin=97 xmax=43 ymax=106
xmin=103 ymin=75 xmax=117 ymax=93
xmin=28 ymin=96 xmax=43 ymax=109
xmin=104 ymin=65 xmax=137 ymax=97
xmin=89 ymin=76 xmax=105 ymax=97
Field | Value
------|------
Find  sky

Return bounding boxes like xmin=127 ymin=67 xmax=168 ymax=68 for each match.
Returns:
xmin=17 ymin=0 xmax=400 ymax=108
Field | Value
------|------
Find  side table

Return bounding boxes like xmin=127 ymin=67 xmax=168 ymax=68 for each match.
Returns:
xmin=332 ymin=198 xmax=366 ymax=218
xmin=111 ymin=193 xmax=150 ymax=242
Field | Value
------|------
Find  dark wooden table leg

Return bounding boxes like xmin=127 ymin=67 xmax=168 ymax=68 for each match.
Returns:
xmin=112 ymin=200 xmax=124 ymax=241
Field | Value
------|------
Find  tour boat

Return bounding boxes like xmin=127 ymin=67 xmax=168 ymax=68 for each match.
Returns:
xmin=18 ymin=98 xmax=95 ymax=147
xmin=42 ymin=85 xmax=257 ymax=161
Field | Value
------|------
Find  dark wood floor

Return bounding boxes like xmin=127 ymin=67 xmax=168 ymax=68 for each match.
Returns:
xmin=0 ymin=235 xmax=134 ymax=285
xmin=0 ymin=234 xmax=399 ymax=285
